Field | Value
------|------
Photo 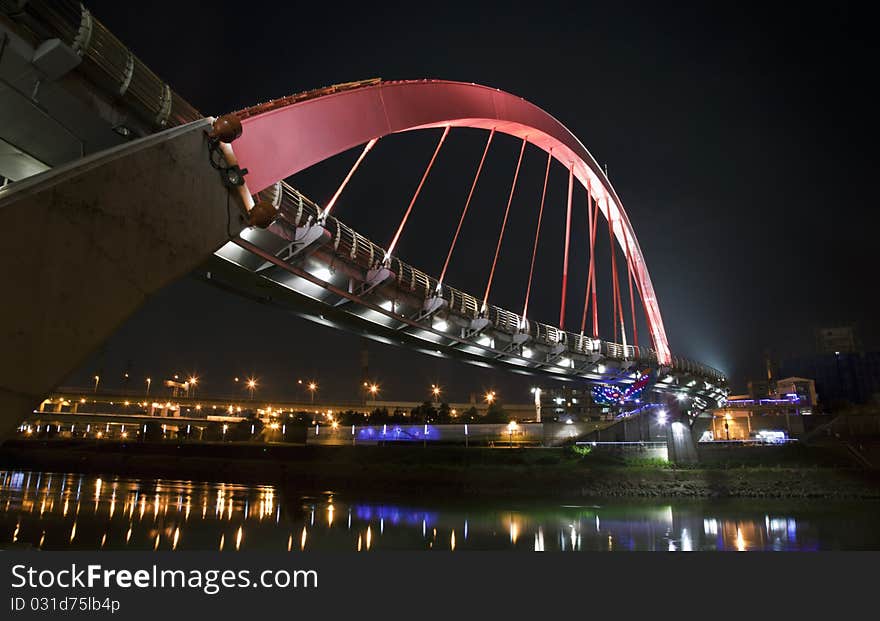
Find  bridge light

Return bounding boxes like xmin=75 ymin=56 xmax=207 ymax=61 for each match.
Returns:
xmin=312 ymin=267 xmax=333 ymax=282
xmin=676 ymin=393 xmax=689 ymax=402
xmin=432 ymin=318 xmax=448 ymax=332
xmin=522 ymin=347 xmax=533 ymax=358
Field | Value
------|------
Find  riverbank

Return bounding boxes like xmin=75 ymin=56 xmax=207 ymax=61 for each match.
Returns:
xmin=1 ymin=439 xmax=878 ymax=500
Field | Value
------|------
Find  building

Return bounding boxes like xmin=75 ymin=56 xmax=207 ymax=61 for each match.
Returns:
xmin=774 ymin=376 xmax=818 ymax=411
xmin=703 ymin=377 xmax=817 ymax=441
xmin=816 ymin=326 xmax=858 ymax=354
xmin=779 ymin=352 xmax=880 ymax=407
xmin=532 ymin=385 xmax=608 ymax=422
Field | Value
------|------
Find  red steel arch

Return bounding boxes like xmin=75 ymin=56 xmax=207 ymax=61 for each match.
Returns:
xmin=230 ymin=79 xmax=672 ymax=365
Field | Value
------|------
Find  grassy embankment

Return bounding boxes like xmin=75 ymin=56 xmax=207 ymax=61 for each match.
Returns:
xmin=1 ymin=439 xmax=877 ymax=500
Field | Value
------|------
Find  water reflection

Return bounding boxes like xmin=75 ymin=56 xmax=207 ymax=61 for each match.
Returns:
xmin=1 ymin=470 xmax=878 ymax=551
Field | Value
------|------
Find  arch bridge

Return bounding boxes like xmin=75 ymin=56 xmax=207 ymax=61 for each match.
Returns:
xmin=0 ymin=2 xmax=726 ymax=439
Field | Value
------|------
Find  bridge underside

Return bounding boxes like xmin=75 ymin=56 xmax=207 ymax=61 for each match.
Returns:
xmin=209 ymin=184 xmax=726 ymax=409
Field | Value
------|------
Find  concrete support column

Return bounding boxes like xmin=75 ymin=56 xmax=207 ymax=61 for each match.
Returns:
xmin=666 ymin=420 xmax=699 ymax=464
xmin=0 ymin=119 xmax=246 ymax=440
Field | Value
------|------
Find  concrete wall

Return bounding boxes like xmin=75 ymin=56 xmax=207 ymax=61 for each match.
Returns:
xmin=0 ymin=120 xmax=245 ymax=438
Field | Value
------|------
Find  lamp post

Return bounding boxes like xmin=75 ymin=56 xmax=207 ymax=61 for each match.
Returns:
xmin=368 ymin=383 xmax=379 ymax=399
xmin=188 ymin=376 xmax=198 ymax=397
xmin=93 ymin=375 xmax=100 ymax=393
xmin=507 ymin=420 xmax=518 ymax=448
xmin=145 ymin=377 xmax=151 ymax=397
xmin=308 ymin=382 xmax=317 ymax=404
xmin=431 ymin=384 xmax=441 ymax=403
xmin=247 ymin=378 xmax=257 ymax=401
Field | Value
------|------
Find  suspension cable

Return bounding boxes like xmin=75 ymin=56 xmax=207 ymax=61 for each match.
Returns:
xmin=590 ymin=190 xmax=599 ymax=338
xmin=612 ymin=210 xmax=627 ymax=346
xmin=607 ymin=199 xmax=622 ymax=343
xmin=437 ymin=128 xmax=496 ymax=289
xmin=320 ymin=138 xmax=378 ymax=222
xmin=522 ymin=149 xmax=552 ymax=322
xmin=385 ymin=126 xmax=451 ymax=261
xmin=580 ymin=183 xmax=600 ymax=336
xmin=481 ymin=136 xmax=528 ymax=314
xmin=627 ymin=238 xmax=655 ymax=350
xmin=623 ymin=223 xmax=638 ymax=348
xmin=559 ymin=163 xmax=574 ymax=329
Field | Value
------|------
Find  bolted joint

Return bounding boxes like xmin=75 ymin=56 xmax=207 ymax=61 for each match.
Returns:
xmin=208 ymin=114 xmax=243 ymax=143
xmin=248 ymin=200 xmax=277 ymax=228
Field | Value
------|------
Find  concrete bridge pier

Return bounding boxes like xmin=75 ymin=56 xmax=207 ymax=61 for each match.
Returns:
xmin=666 ymin=418 xmax=699 ymax=464
xmin=0 ymin=119 xmax=246 ymax=440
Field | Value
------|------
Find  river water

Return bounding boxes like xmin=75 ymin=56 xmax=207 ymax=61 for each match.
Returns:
xmin=2 ymin=470 xmax=878 ymax=551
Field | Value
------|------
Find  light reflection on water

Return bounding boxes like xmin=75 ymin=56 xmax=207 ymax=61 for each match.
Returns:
xmin=1 ymin=470 xmax=878 ymax=551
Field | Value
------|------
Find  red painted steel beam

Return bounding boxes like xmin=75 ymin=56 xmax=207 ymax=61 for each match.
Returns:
xmin=231 ymin=80 xmax=671 ymax=364
xmin=559 ymin=163 xmax=574 ymax=329
xmin=321 ymin=138 xmax=378 ymax=219
xmin=522 ymin=149 xmax=552 ymax=321
xmin=386 ymin=125 xmax=450 ymax=258
xmin=438 ymin=128 xmax=495 ymax=287
xmin=482 ymin=137 xmax=527 ymax=313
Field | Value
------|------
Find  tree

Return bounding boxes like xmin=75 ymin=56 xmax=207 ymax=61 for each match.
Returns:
xmin=411 ymin=401 xmax=437 ymax=423
xmin=483 ymin=401 xmax=508 ymax=423
xmin=459 ymin=406 xmax=481 ymax=423
xmin=368 ymin=407 xmax=390 ymax=424
xmin=436 ymin=402 xmax=452 ymax=424
xmin=337 ymin=410 xmax=366 ymax=425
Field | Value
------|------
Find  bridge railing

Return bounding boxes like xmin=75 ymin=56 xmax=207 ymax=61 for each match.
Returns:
xmin=3 ymin=1 xmax=201 ymax=130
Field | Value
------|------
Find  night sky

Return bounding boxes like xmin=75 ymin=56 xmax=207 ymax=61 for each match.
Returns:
xmin=67 ymin=1 xmax=877 ymax=402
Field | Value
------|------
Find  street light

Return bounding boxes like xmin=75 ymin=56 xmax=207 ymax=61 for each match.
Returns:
xmin=431 ymin=384 xmax=441 ymax=402
xmin=188 ymin=376 xmax=198 ymax=397
xmin=368 ymin=383 xmax=379 ymax=398
xmin=307 ymin=381 xmax=317 ymax=403
xmin=145 ymin=377 xmax=151 ymax=396
xmin=507 ymin=420 xmax=518 ymax=447
xmin=93 ymin=375 xmax=100 ymax=393
xmin=247 ymin=378 xmax=257 ymax=400
xmin=485 ymin=390 xmax=496 ymax=405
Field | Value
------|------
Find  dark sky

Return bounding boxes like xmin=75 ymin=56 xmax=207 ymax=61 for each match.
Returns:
xmin=69 ymin=1 xmax=877 ymax=401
